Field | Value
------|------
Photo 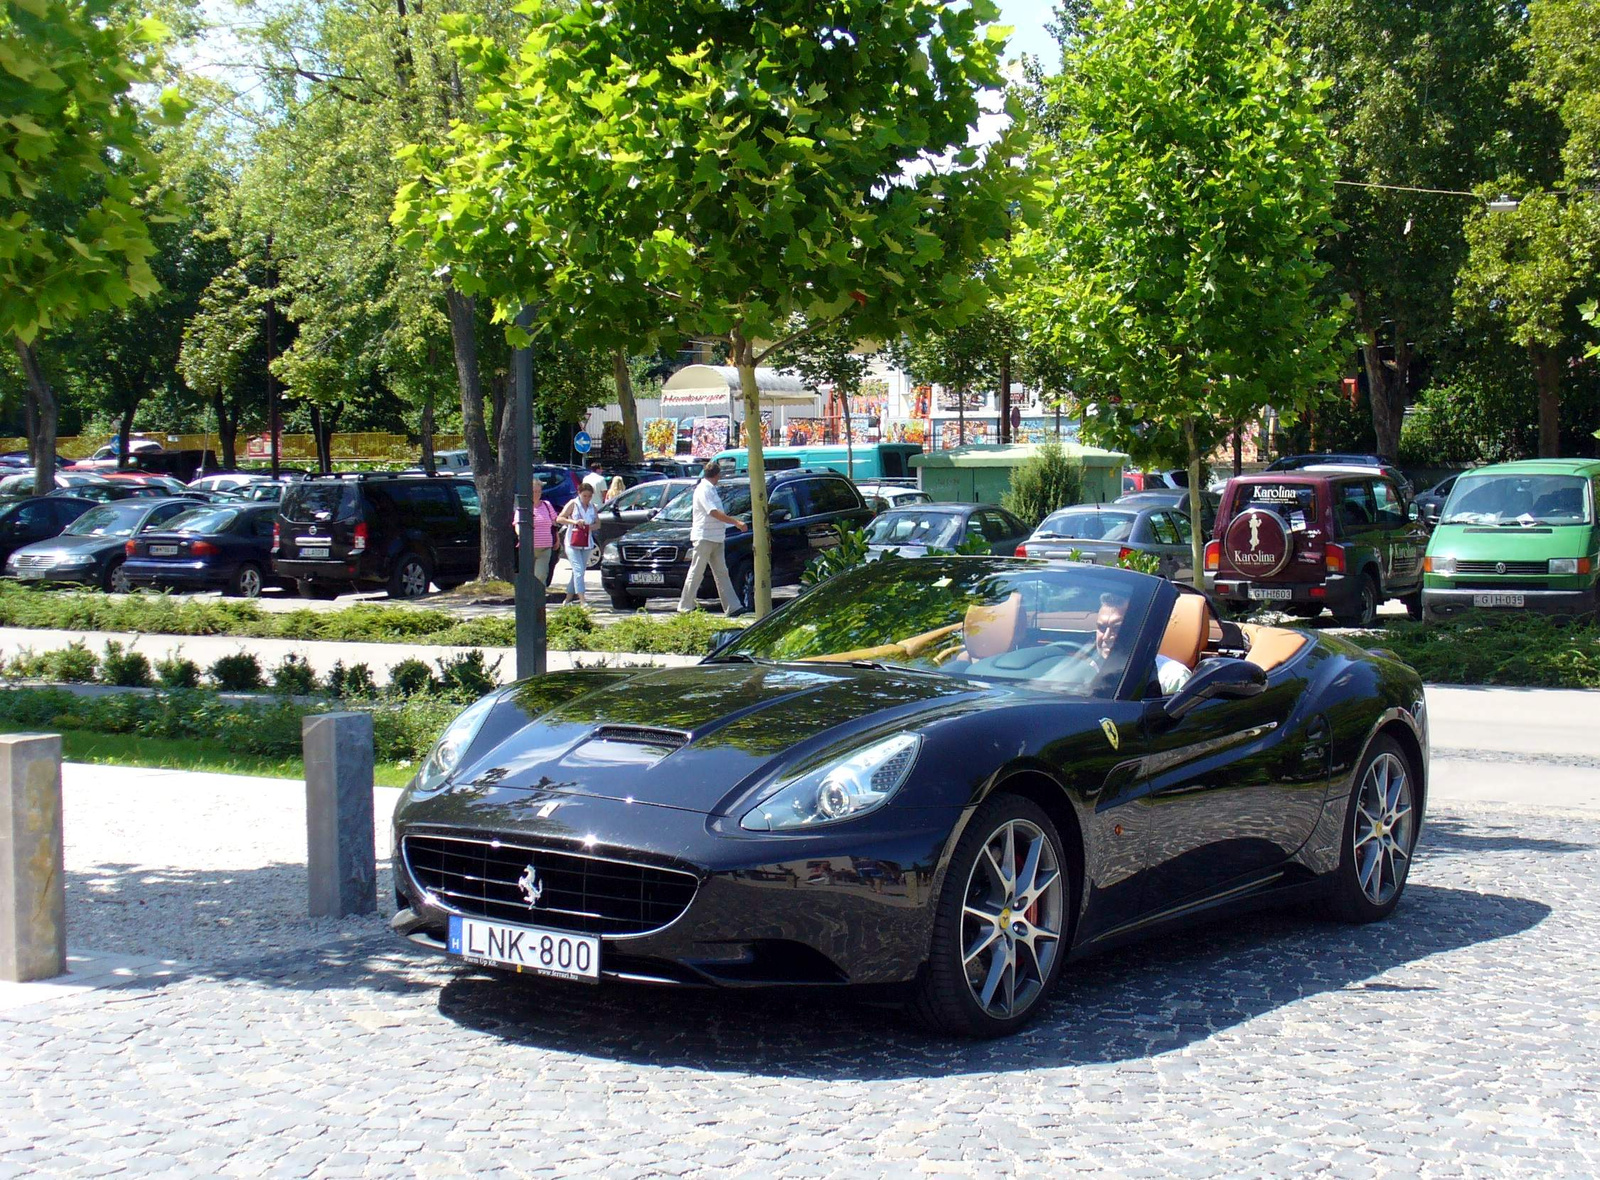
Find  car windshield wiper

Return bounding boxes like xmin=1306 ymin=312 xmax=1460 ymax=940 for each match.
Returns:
xmin=846 ymin=659 xmax=943 ymax=677
xmin=704 ymin=652 xmax=775 ymax=665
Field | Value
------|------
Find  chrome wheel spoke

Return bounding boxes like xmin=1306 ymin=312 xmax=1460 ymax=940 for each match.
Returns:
xmin=960 ymin=815 xmax=1063 ymax=1020
xmin=963 ymin=925 xmax=1001 ymax=966
xmin=1353 ymin=752 xmax=1412 ymax=906
xmin=1019 ymin=866 xmax=1060 ymax=910
xmin=977 ymin=944 xmax=1009 ymax=1011
xmin=1014 ymin=836 xmax=1044 ymax=904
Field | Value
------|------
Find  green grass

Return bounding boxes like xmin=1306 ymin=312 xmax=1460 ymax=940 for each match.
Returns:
xmin=1367 ymin=613 xmax=1600 ymax=689
xmin=13 ymin=727 xmax=416 ymax=786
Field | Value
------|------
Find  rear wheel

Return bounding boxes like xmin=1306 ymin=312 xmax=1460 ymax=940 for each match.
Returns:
xmin=296 ymin=579 xmax=341 ymax=600
xmin=227 ymin=562 xmax=263 ymax=598
xmin=910 ymin=794 xmax=1069 ymax=1037
xmin=1337 ymin=571 xmax=1379 ymax=628
xmin=1327 ymin=736 xmax=1418 ymax=923
xmin=387 ymin=552 xmax=432 ymax=599
xmin=104 ymin=559 xmax=130 ymax=594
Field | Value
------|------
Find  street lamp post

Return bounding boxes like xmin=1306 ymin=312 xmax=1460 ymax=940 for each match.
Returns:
xmin=513 ymin=306 xmax=546 ymax=680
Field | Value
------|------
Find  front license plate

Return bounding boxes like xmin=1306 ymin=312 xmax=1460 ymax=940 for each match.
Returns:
xmin=1473 ymin=593 xmax=1525 ymax=608
xmin=149 ymin=545 xmax=178 ymax=557
xmin=628 ymin=571 xmax=665 ymax=585
xmin=1248 ymin=586 xmax=1294 ymax=601
xmin=299 ymin=547 xmax=329 ymax=559
xmin=447 ymin=915 xmax=600 ymax=983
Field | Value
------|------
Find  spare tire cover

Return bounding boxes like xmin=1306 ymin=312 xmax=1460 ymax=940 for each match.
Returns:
xmin=1222 ymin=508 xmax=1292 ymax=579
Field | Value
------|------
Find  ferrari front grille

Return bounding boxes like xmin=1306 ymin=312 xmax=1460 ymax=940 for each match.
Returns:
xmin=403 ymin=834 xmax=698 ymax=937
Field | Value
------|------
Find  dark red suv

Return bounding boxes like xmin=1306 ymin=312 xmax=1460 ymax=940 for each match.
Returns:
xmin=1205 ymin=470 xmax=1430 ymax=625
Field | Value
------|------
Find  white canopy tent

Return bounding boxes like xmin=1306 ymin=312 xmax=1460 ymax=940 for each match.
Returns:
xmin=658 ymin=365 xmax=820 ymax=414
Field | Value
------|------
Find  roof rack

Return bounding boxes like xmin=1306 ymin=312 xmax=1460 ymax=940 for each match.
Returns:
xmin=299 ymin=470 xmax=466 ymax=481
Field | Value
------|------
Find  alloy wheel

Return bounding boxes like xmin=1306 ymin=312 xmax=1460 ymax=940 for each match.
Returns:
xmin=400 ymin=560 xmax=428 ymax=597
xmin=237 ymin=566 xmax=262 ymax=597
xmin=960 ymin=818 xmax=1064 ymax=1020
xmin=109 ymin=564 xmax=130 ymax=594
xmin=1352 ymin=752 xmax=1414 ymax=906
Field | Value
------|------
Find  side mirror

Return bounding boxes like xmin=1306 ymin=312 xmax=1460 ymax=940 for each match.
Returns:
xmin=707 ymin=628 xmax=743 ymax=656
xmin=1407 ymin=502 xmax=1420 ymax=522
xmin=610 ymin=505 xmax=623 ymax=518
xmin=1165 ymin=658 xmax=1267 ymax=721
xmin=769 ymin=507 xmax=791 ymax=524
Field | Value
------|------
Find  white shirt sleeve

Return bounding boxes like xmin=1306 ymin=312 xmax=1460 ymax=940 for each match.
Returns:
xmin=1156 ymin=654 xmax=1192 ymax=695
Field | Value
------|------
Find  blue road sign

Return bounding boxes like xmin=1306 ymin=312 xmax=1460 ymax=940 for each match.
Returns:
xmin=572 ymin=430 xmax=592 ymax=455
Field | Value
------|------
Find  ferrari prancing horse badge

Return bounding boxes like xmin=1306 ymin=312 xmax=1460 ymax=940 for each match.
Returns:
xmin=1100 ymin=718 xmax=1120 ymax=750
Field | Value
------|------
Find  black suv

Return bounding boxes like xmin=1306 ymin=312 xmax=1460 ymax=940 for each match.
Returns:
xmin=600 ymin=469 xmax=872 ymax=610
xmin=273 ymin=473 xmax=481 ymax=599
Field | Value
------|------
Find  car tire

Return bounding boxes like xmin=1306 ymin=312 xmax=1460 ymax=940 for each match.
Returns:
xmin=227 ymin=563 xmax=264 ymax=598
xmin=607 ymin=588 xmax=636 ymax=610
xmin=296 ymin=579 xmax=341 ymax=601
xmin=387 ymin=552 xmax=432 ymax=599
xmin=1287 ymin=605 xmax=1322 ymax=620
xmin=734 ymin=563 xmax=756 ymax=613
xmin=1402 ymin=590 xmax=1423 ymax=621
xmin=104 ymin=559 xmax=130 ymax=595
xmin=1326 ymin=735 xmax=1418 ymax=923
xmin=909 ymin=793 xmax=1070 ymax=1038
xmin=1337 ymin=571 xmax=1379 ymax=628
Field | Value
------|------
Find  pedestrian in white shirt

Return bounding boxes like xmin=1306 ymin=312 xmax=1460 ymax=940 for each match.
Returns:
xmin=582 ymin=461 xmax=608 ymax=504
xmin=677 ymin=460 xmax=748 ymax=614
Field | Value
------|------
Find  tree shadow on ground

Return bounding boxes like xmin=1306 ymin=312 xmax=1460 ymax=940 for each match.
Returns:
xmin=1421 ymin=816 xmax=1593 ymax=856
xmin=432 ymin=882 xmax=1548 ymax=1079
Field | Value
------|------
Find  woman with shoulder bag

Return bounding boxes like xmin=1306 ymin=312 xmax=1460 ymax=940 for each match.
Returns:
xmin=555 ymin=483 xmax=599 ymax=606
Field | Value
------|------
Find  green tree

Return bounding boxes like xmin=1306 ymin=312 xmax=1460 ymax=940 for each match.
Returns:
xmin=1281 ymin=0 xmax=1532 ymax=461
xmin=1 ymin=0 xmax=186 ymax=491
xmin=395 ymin=0 xmax=1030 ymax=615
xmin=889 ymin=309 xmax=1012 ymax=447
xmin=778 ymin=317 xmax=878 ymax=477
xmin=1016 ymin=0 xmax=1345 ymax=587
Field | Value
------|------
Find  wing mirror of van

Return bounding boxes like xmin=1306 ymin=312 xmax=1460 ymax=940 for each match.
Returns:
xmin=769 ymin=507 xmax=792 ymax=524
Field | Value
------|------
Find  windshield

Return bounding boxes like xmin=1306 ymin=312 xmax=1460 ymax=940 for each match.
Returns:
xmin=1441 ymin=474 xmax=1593 ymax=526
xmin=1035 ymin=510 xmax=1136 ymax=541
xmin=864 ymin=510 xmax=962 ymax=549
xmin=1234 ymin=482 xmax=1318 ymax=531
xmin=659 ymin=480 xmax=752 ymax=521
xmin=162 ymin=507 xmax=238 ymax=534
xmin=63 ymin=504 xmax=145 ymax=538
xmin=282 ymin=481 xmax=358 ymax=524
xmin=721 ymin=558 xmax=1155 ymax=697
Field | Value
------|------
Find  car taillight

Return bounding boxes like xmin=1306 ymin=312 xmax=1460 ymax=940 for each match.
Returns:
xmin=1204 ymin=539 xmax=1220 ymax=572
xmin=124 ymin=540 xmax=136 ymax=556
xmin=1014 ymin=543 xmax=1028 ymax=557
xmin=352 ymin=521 xmax=369 ymax=552
xmin=1118 ymin=546 xmax=1134 ymax=562
xmin=191 ymin=540 xmax=217 ymax=557
xmin=271 ymin=522 xmax=280 ymax=553
xmin=1325 ymin=543 xmax=1346 ymax=574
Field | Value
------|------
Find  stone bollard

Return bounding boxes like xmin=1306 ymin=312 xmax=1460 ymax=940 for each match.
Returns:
xmin=302 ymin=712 xmax=376 ymax=919
xmin=0 ymin=733 xmax=66 ymax=982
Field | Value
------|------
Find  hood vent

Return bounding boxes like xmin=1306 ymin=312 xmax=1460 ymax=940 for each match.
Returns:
xmin=589 ymin=725 xmax=690 ymax=751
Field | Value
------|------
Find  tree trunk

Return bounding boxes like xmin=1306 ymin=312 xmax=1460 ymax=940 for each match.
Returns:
xmin=212 ymin=390 xmax=238 ymax=469
xmin=1231 ymin=417 xmax=1243 ymax=477
xmin=265 ymin=247 xmax=280 ymax=479
xmin=22 ymin=376 xmax=37 ymax=469
xmin=309 ymin=405 xmax=335 ymax=474
xmin=1184 ymin=417 xmax=1206 ymax=591
xmin=957 ymin=385 xmax=966 ymax=446
xmin=446 ymin=286 xmax=513 ymax=580
xmin=842 ymin=387 xmax=854 ymax=480
xmin=733 ymin=330 xmax=771 ymax=618
xmin=117 ymin=404 xmax=137 ymax=468
xmin=999 ymin=353 xmax=1011 ymax=445
xmin=14 ymin=338 xmax=57 ymax=497
xmin=419 ymin=390 xmax=437 ymax=475
xmin=1532 ymin=345 xmax=1561 ymax=458
xmin=1354 ymin=292 xmax=1407 ymax=461
xmin=612 ymin=348 xmax=643 ymax=462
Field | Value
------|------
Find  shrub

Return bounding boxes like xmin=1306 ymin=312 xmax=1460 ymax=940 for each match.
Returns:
xmin=101 ymin=641 xmax=152 ymax=688
xmin=209 ymin=651 xmax=263 ymax=692
xmin=802 ymin=523 xmax=870 ymax=586
xmin=1002 ymin=444 xmax=1084 ymax=527
xmin=437 ymin=650 xmax=501 ymax=699
xmin=326 ymin=660 xmax=377 ymax=699
xmin=272 ymin=654 xmax=318 ymax=696
xmin=154 ymin=653 xmax=201 ymax=689
xmin=388 ymin=658 xmax=437 ymax=697
xmin=46 ymin=641 xmax=99 ymax=683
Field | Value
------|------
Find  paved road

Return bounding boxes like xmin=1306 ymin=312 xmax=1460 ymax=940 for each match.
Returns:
xmin=2 ymin=728 xmax=1597 ymax=1176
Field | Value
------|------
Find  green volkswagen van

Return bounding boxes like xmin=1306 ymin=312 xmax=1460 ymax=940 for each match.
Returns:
xmin=1421 ymin=458 xmax=1600 ymax=622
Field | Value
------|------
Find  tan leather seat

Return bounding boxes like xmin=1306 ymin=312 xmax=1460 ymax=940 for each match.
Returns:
xmin=964 ymin=593 xmax=1025 ymax=660
xmin=1159 ymin=594 xmax=1210 ymax=670
xmin=1238 ymin=623 xmax=1309 ymax=672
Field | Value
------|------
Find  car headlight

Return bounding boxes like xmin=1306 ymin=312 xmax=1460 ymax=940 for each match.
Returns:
xmin=740 ymin=733 xmax=921 ymax=832
xmin=55 ymin=554 xmax=92 ymax=567
xmin=415 ymin=692 xmax=502 ymax=793
xmin=1549 ymin=558 xmax=1579 ymax=575
xmin=1429 ymin=555 xmax=1456 ymax=576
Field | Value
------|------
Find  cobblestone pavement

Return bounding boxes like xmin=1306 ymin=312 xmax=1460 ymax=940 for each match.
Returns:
xmin=3 ymin=801 xmax=1597 ymax=1178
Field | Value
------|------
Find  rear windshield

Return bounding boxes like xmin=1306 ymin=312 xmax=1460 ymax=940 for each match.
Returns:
xmin=1233 ymin=482 xmax=1318 ymax=531
xmin=1441 ymin=473 xmax=1593 ymax=526
xmin=863 ymin=510 xmax=962 ymax=549
xmin=162 ymin=508 xmax=239 ymax=535
xmin=282 ymin=482 xmax=359 ymax=524
xmin=63 ymin=503 xmax=145 ymax=538
xmin=1034 ymin=510 xmax=1136 ymax=542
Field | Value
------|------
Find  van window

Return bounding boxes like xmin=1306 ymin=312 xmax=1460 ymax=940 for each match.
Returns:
xmin=1336 ymin=482 xmax=1377 ymax=528
xmin=765 ymin=457 xmax=801 ymax=471
xmin=1234 ymin=482 xmax=1317 ymax=531
xmin=390 ymin=482 xmax=459 ymax=524
xmin=882 ymin=450 xmax=905 ymax=478
xmin=802 ymin=478 xmax=860 ymax=516
xmin=283 ymin=481 xmax=358 ymax=524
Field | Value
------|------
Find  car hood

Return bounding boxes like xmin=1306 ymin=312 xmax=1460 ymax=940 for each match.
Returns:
xmin=613 ymin=517 xmax=695 ymax=546
xmin=10 ymin=534 xmax=119 ymax=559
xmin=1429 ymin=522 xmax=1594 ymax=558
xmin=442 ymin=663 xmax=984 ymax=815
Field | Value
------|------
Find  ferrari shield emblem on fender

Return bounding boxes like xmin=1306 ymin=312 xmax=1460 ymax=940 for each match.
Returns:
xmin=1099 ymin=718 xmax=1120 ymax=750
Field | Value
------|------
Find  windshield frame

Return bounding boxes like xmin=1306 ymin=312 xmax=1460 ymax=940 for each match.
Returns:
xmin=1439 ymin=472 xmax=1594 ymax=527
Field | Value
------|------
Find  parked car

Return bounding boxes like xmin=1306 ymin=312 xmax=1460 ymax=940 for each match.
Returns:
xmin=1206 ymin=469 xmax=1428 ymax=625
xmin=273 ymin=473 xmax=481 ymax=599
xmin=532 ymin=464 xmax=584 ymax=513
xmin=1421 ymin=459 xmax=1599 ymax=623
xmin=189 ymin=472 xmax=270 ymax=495
xmin=600 ymin=468 xmax=872 ymax=610
xmin=1297 ymin=462 xmax=1415 ymax=498
xmin=1413 ymin=473 xmax=1463 ymax=526
xmin=47 ymin=482 xmax=163 ymax=503
xmin=1114 ymin=488 xmax=1220 ymax=533
xmin=1267 ymin=453 xmax=1414 ymax=495
xmin=123 ymin=503 xmax=284 ymax=598
xmin=856 ymin=482 xmax=933 ymax=513
xmin=863 ymin=503 xmax=1029 ymax=558
xmin=391 ymin=558 xmax=1427 ymax=1036
xmin=0 ymin=470 xmax=120 ymax=497
xmin=593 ymin=478 xmax=695 ymax=550
xmin=1016 ymin=503 xmax=1198 ymax=582
xmin=434 ymin=449 xmax=473 ymax=473
xmin=0 ymin=496 xmax=97 ymax=566
xmin=4 ymin=497 xmax=196 ymax=592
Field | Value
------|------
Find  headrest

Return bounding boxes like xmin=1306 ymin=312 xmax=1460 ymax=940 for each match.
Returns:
xmin=964 ymin=592 xmax=1025 ymax=661
xmin=1159 ymin=594 xmax=1210 ymax=670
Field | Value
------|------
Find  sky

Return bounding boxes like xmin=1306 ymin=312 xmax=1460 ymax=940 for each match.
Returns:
xmin=995 ymin=0 xmax=1061 ymax=72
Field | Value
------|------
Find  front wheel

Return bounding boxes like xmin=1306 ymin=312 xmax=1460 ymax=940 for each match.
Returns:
xmin=1402 ymin=590 xmax=1423 ymax=621
xmin=607 ymin=588 xmax=636 ymax=611
xmin=910 ymin=794 xmax=1070 ymax=1037
xmin=105 ymin=559 xmax=130 ymax=594
xmin=1326 ymin=736 xmax=1418 ymax=923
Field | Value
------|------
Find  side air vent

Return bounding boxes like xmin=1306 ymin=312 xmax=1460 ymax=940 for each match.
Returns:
xmin=590 ymin=725 xmax=690 ymax=750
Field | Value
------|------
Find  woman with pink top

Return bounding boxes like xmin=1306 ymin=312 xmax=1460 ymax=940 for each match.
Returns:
xmin=514 ymin=481 xmax=560 ymax=585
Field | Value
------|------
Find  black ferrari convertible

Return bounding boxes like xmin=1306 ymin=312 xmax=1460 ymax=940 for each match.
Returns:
xmin=392 ymin=557 xmax=1427 ymax=1036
